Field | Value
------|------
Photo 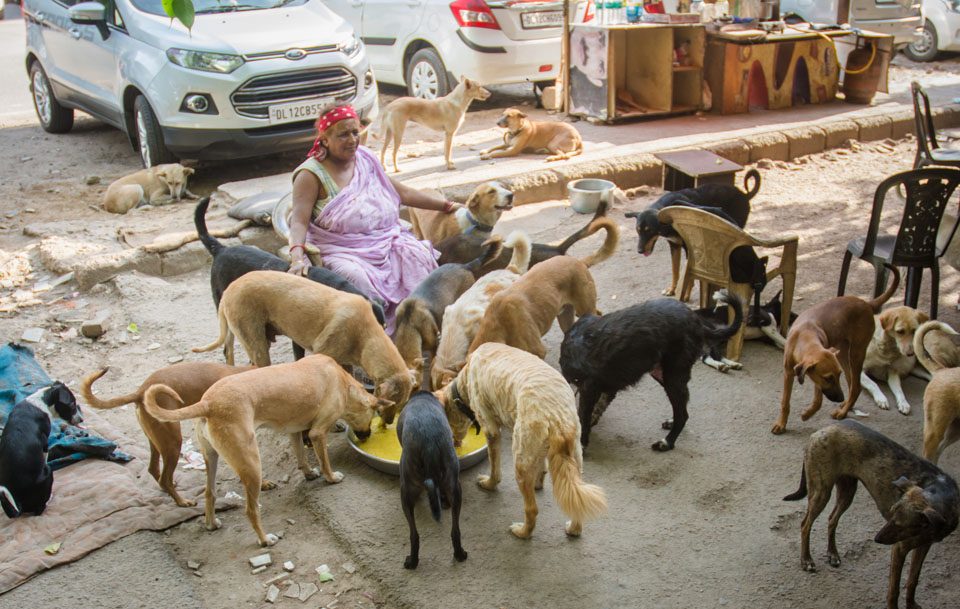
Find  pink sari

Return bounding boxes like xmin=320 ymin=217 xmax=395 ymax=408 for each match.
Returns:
xmin=305 ymin=146 xmax=438 ymax=333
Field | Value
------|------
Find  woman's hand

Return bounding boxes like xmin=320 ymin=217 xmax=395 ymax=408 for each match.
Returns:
xmin=444 ymin=202 xmax=464 ymax=214
xmin=288 ymin=251 xmax=310 ymax=276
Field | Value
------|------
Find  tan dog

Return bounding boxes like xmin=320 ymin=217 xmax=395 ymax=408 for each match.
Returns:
xmin=192 ymin=271 xmax=414 ymax=423
xmin=480 ymin=108 xmax=583 ymax=162
xmin=378 ymin=76 xmax=490 ymax=172
xmin=431 ymin=231 xmax=531 ymax=389
xmin=918 ymin=319 xmax=960 ymax=372
xmin=142 ymin=354 xmax=386 ymax=547
xmin=408 ymin=182 xmax=513 ymax=244
xmin=772 ymin=266 xmax=900 ymax=435
xmin=860 ymin=306 xmax=931 ymax=415
xmin=468 ymin=231 xmax=618 ymax=359
xmin=438 ymin=343 xmax=606 ymax=539
xmin=80 ymin=363 xmax=252 ymax=507
xmin=102 ymin=163 xmax=197 ymax=214
xmin=915 ymin=321 xmax=960 ymax=464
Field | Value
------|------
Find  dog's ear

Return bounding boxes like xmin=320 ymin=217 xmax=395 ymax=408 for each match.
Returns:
xmin=624 ymin=211 xmax=640 ymax=219
xmin=516 ymin=110 xmax=528 ymax=119
xmin=879 ymin=310 xmax=896 ymax=331
xmin=459 ymin=74 xmax=466 ymax=83
xmin=183 ymin=167 xmax=195 ymax=176
xmin=917 ymin=311 xmax=930 ymax=325
xmin=793 ymin=363 xmax=808 ymax=385
xmin=465 ymin=190 xmax=480 ymax=211
xmin=374 ymin=397 xmax=395 ymax=414
xmin=923 ymin=506 xmax=947 ymax=529
xmin=892 ymin=476 xmax=916 ymax=492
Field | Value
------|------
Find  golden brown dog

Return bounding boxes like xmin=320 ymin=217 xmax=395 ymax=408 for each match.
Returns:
xmin=80 ymin=362 xmax=251 ymax=507
xmin=378 ymin=76 xmax=490 ymax=172
xmin=772 ymin=266 xmax=900 ymax=435
xmin=480 ymin=108 xmax=583 ymax=162
xmin=102 ymin=163 xmax=197 ymax=214
xmin=437 ymin=343 xmax=606 ymax=539
xmin=859 ymin=306 xmax=930 ymax=415
xmin=467 ymin=229 xmax=618 ymax=359
xmin=143 ymin=354 xmax=386 ymax=547
xmin=915 ymin=320 xmax=960 ymax=464
xmin=192 ymin=270 xmax=414 ymax=423
xmin=407 ymin=181 xmax=513 ymax=244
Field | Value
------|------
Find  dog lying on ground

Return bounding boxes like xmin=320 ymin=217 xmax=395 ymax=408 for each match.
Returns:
xmin=772 ymin=265 xmax=900 ymax=435
xmin=193 ymin=270 xmax=414 ymax=423
xmin=378 ymin=76 xmax=490 ymax=172
xmin=438 ymin=343 xmax=606 ymax=539
xmin=397 ymin=391 xmax=468 ymax=569
xmin=0 ymin=383 xmax=82 ymax=518
xmin=408 ymin=182 xmax=513 ymax=244
xmin=783 ymin=419 xmax=959 ymax=609
xmin=143 ymin=354 xmax=387 ymax=547
xmin=103 ymin=163 xmax=197 ymax=214
xmin=859 ymin=306 xmax=931 ymax=416
xmin=693 ymin=289 xmax=792 ymax=372
xmin=431 ymin=232 xmax=531 ymax=389
xmin=915 ymin=321 xmax=960 ymax=464
xmin=479 ymin=108 xmax=583 ymax=162
xmin=394 ymin=239 xmax=503 ymax=389
xmin=560 ymin=291 xmax=742 ymax=451
xmin=80 ymin=362 xmax=251 ymax=507
xmin=625 ymin=169 xmax=761 ymax=297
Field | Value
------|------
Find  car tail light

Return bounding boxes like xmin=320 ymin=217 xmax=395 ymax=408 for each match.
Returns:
xmin=449 ymin=0 xmax=500 ymax=30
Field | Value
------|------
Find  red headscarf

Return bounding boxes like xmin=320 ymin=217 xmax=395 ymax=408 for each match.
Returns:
xmin=307 ymin=105 xmax=359 ymax=160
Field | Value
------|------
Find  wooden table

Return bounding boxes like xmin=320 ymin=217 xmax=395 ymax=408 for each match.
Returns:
xmin=654 ymin=150 xmax=743 ymax=191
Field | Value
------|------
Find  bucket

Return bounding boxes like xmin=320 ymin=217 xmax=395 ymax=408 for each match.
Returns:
xmin=567 ymin=179 xmax=615 ymax=214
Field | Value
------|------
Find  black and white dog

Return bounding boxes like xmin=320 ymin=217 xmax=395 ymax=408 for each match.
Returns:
xmin=694 ymin=289 xmax=796 ymax=372
xmin=0 ymin=382 xmax=82 ymax=518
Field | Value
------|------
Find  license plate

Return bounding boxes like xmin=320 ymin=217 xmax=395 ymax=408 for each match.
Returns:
xmin=267 ymin=98 xmax=334 ymax=125
xmin=521 ymin=10 xmax=562 ymax=29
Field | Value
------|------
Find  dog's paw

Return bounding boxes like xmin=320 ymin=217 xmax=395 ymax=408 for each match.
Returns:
xmin=479 ymin=153 xmax=490 ymax=161
xmin=564 ymin=520 xmax=583 ymax=537
xmin=303 ymin=467 xmax=321 ymax=481
xmin=661 ymin=286 xmax=676 ymax=296
xmin=205 ymin=517 xmax=222 ymax=531
xmin=771 ymin=423 xmax=786 ymax=435
xmin=802 ymin=559 xmax=817 ymax=573
xmin=446 ymin=163 xmax=456 ymax=171
xmin=454 ymin=548 xmax=468 ymax=562
xmin=876 ymin=396 xmax=891 ymax=410
xmin=897 ymin=401 xmax=911 ymax=415
xmin=477 ymin=475 xmax=498 ymax=491
xmin=828 ymin=554 xmax=841 ymax=568
xmin=325 ymin=471 xmax=344 ymax=484
xmin=175 ymin=497 xmax=198 ymax=508
xmin=403 ymin=556 xmax=419 ymax=569
xmin=829 ymin=408 xmax=847 ymax=420
xmin=651 ymin=439 xmax=673 ymax=452
xmin=261 ymin=480 xmax=278 ymax=491
xmin=260 ymin=533 xmax=279 ymax=547
xmin=509 ymin=523 xmax=532 ymax=539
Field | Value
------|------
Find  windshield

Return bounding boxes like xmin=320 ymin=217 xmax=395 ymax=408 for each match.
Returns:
xmin=130 ymin=0 xmax=306 ymax=17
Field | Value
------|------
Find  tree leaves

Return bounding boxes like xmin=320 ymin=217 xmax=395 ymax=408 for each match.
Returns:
xmin=162 ymin=0 xmax=195 ymax=30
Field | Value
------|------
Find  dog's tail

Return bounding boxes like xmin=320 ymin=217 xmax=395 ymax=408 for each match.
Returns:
xmin=142 ymin=384 xmax=209 ymax=422
xmin=0 ymin=486 xmax=20 ymax=518
xmin=79 ymin=367 xmax=142 ymax=410
xmin=578 ymin=218 xmax=620 ymax=267
xmin=783 ymin=463 xmax=808 ymax=501
xmin=914 ymin=320 xmax=957 ymax=374
xmin=700 ymin=290 xmax=744 ymax=344
xmin=194 ymin=196 xmax=224 ymax=257
xmin=464 ymin=236 xmax=504 ymax=277
xmin=555 ymin=199 xmax=609 ymax=254
xmin=504 ymin=230 xmax=532 ymax=274
xmin=743 ymin=169 xmax=762 ymax=200
xmin=423 ymin=478 xmax=442 ymax=522
xmin=866 ymin=264 xmax=900 ymax=313
xmin=548 ymin=430 xmax=607 ymax=524
xmin=192 ymin=302 xmax=229 ymax=354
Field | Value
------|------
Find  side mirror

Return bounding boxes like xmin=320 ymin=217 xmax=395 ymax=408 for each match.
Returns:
xmin=69 ymin=2 xmax=110 ymax=39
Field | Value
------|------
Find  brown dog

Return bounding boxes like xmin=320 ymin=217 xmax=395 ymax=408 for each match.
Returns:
xmin=915 ymin=320 xmax=960 ymax=464
xmin=193 ymin=270 xmax=414 ymax=423
xmin=407 ymin=182 xmax=513 ymax=244
xmin=102 ymin=163 xmax=197 ymax=214
xmin=143 ymin=354 xmax=386 ymax=547
xmin=772 ymin=266 xmax=900 ymax=434
xmin=480 ymin=108 xmax=583 ymax=162
xmin=80 ymin=362 xmax=251 ymax=507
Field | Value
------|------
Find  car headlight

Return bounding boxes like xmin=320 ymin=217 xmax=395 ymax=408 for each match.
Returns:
xmin=166 ymin=48 xmax=245 ymax=74
xmin=340 ymin=35 xmax=362 ymax=58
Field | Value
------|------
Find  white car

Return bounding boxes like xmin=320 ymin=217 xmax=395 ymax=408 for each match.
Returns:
xmin=905 ymin=0 xmax=960 ymax=61
xmin=780 ymin=0 xmax=922 ymax=48
xmin=323 ymin=0 xmax=563 ymax=99
xmin=23 ymin=0 xmax=378 ymax=167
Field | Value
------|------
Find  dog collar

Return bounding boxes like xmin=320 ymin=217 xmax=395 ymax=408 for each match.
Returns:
xmin=450 ymin=380 xmax=481 ymax=435
xmin=463 ymin=209 xmax=494 ymax=235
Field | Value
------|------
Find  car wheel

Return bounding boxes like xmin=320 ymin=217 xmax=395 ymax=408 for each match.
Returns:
xmin=133 ymin=95 xmax=177 ymax=167
xmin=30 ymin=62 xmax=74 ymax=134
xmin=406 ymin=48 xmax=451 ymax=100
xmin=904 ymin=21 xmax=939 ymax=62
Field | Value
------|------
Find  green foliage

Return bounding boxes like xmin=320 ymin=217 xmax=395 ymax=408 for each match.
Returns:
xmin=162 ymin=0 xmax=195 ymax=30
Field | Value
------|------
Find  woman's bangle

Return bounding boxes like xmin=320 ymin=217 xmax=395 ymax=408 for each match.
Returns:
xmin=289 ymin=244 xmax=305 ymax=254
xmin=442 ymin=200 xmax=455 ymax=213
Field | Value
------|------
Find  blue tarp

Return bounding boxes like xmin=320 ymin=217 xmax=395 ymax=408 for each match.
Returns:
xmin=0 ymin=342 xmax=132 ymax=471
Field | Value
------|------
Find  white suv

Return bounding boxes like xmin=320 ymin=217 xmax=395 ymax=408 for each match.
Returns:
xmin=780 ymin=0 xmax=922 ymax=48
xmin=22 ymin=0 xmax=379 ymax=166
xmin=323 ymin=0 xmax=563 ymax=99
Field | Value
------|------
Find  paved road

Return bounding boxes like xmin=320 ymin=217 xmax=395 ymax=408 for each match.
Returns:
xmin=0 ymin=19 xmax=34 ymax=126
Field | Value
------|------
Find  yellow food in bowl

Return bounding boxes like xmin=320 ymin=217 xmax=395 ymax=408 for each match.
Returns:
xmin=353 ymin=416 xmax=487 ymax=462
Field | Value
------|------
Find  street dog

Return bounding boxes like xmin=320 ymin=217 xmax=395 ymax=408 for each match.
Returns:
xmin=438 ymin=343 xmax=606 ymax=539
xmin=394 ymin=239 xmax=503 ymax=389
xmin=143 ymin=354 xmax=387 ymax=547
xmin=915 ymin=321 xmax=960 ymax=464
xmin=378 ymin=76 xmax=491 ymax=172
xmin=408 ymin=182 xmax=513 ymax=244
xmin=431 ymin=232 xmax=531 ymax=389
xmin=80 ymin=362 xmax=252 ymax=507
xmin=772 ymin=265 xmax=900 ymax=435
xmin=783 ymin=419 xmax=959 ymax=609
xmin=397 ymin=391 xmax=468 ymax=569
xmin=192 ymin=270 xmax=414 ymax=423
xmin=916 ymin=319 xmax=960 ymax=372
xmin=624 ymin=169 xmax=761 ymax=297
xmin=560 ymin=292 xmax=742 ymax=450
xmin=479 ymin=108 xmax=583 ymax=162
xmin=0 ymin=383 xmax=82 ymax=518
xmin=694 ymin=289 xmax=791 ymax=372
xmin=468 ymin=233 xmax=618 ymax=359
xmin=103 ymin=163 xmax=197 ymax=214
xmin=859 ymin=306 xmax=930 ymax=416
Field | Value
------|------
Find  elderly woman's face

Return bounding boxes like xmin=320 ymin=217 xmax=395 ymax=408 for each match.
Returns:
xmin=323 ymin=118 xmax=361 ymax=160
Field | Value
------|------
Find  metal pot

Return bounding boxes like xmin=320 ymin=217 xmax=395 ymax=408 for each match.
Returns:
xmin=567 ymin=178 xmax=615 ymax=214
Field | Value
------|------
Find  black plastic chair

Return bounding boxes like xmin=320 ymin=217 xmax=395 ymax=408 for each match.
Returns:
xmin=837 ymin=167 xmax=960 ymax=319
xmin=912 ymin=81 xmax=960 ymax=170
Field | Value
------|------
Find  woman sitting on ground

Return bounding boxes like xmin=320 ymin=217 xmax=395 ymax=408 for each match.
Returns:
xmin=286 ymin=104 xmax=458 ymax=333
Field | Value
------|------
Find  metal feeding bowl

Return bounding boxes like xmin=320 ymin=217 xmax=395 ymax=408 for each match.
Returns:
xmin=346 ymin=422 xmax=488 ymax=477
xmin=567 ymin=178 xmax=615 ymax=214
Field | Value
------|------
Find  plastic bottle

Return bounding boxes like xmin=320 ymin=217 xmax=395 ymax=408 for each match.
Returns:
xmin=594 ymin=0 xmax=604 ymax=24
xmin=626 ymin=1 xmax=640 ymax=23
xmin=611 ymin=1 xmax=625 ymax=24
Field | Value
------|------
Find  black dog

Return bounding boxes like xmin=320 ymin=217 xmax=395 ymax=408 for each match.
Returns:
xmin=0 ymin=383 xmax=82 ymax=518
xmin=397 ymin=391 xmax=467 ymax=569
xmin=559 ymin=292 xmax=742 ymax=451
